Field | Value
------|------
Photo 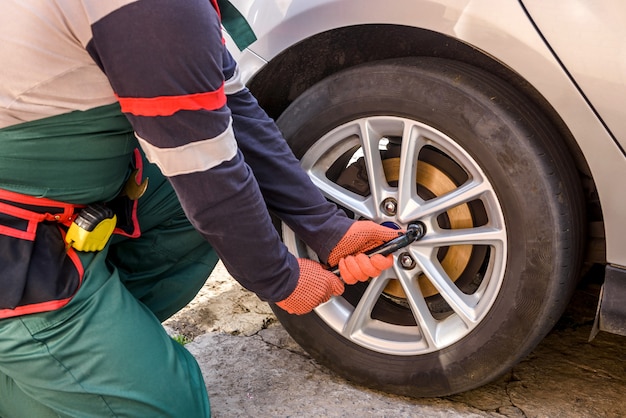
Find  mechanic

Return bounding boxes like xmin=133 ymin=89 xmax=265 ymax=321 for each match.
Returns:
xmin=0 ymin=1 xmax=399 ymax=416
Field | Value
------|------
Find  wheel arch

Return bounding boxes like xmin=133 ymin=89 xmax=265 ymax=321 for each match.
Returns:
xmin=246 ymin=23 xmax=603 ymax=265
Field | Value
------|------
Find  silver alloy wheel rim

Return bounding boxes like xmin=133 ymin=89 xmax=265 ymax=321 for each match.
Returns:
xmin=282 ymin=116 xmax=507 ymax=356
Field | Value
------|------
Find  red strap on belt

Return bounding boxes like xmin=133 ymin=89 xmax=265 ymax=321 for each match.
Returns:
xmin=0 ymin=188 xmax=82 ymax=225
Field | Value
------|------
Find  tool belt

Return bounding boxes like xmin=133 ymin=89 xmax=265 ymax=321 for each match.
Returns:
xmin=0 ymin=189 xmax=86 ymax=318
xmin=0 ymin=149 xmax=145 ymax=319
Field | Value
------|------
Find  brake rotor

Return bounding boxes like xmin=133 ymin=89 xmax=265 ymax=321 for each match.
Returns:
xmin=382 ymin=158 xmax=473 ymax=298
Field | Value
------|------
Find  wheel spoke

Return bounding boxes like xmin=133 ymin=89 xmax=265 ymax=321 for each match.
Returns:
xmin=359 ymin=120 xmax=392 ymax=211
xmin=413 ymin=249 xmax=480 ymax=325
xmin=395 ymin=268 xmax=438 ymax=348
xmin=309 ymin=177 xmax=377 ymax=219
xmin=301 ymin=123 xmax=381 ymax=219
xmin=342 ymin=274 xmax=388 ymax=338
xmin=399 ymin=177 xmax=490 ymax=224
xmin=397 ymin=123 xmax=429 ymax=216
xmin=421 ymin=225 xmax=506 ymax=247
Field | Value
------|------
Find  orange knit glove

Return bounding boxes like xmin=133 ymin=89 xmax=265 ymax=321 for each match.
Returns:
xmin=337 ymin=253 xmax=394 ymax=285
xmin=328 ymin=220 xmax=401 ymax=285
xmin=276 ymin=258 xmax=345 ymax=315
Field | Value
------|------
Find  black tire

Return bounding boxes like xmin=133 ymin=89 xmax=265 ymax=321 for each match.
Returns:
xmin=271 ymin=57 xmax=585 ymax=397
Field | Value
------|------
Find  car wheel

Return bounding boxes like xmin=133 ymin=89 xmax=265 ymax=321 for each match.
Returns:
xmin=271 ymin=57 xmax=585 ymax=397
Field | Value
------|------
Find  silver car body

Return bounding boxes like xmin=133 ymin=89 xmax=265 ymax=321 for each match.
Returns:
xmin=225 ymin=0 xmax=626 ymax=269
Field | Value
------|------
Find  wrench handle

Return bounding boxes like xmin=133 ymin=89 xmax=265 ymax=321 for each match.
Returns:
xmin=329 ymin=223 xmax=424 ymax=276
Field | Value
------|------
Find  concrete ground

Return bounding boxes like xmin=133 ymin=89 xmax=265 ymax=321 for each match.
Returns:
xmin=164 ymin=263 xmax=626 ymax=417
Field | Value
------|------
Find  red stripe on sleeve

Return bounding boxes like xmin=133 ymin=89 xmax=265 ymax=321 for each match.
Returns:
xmin=116 ymin=84 xmax=227 ymax=116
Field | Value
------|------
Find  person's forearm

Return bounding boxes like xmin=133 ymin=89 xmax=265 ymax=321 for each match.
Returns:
xmin=226 ymin=88 xmax=353 ymax=263
xmin=167 ymin=151 xmax=300 ymax=302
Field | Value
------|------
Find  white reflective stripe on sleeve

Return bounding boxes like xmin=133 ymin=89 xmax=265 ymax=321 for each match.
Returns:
xmin=224 ymin=66 xmax=246 ymax=95
xmin=136 ymin=119 xmax=238 ymax=177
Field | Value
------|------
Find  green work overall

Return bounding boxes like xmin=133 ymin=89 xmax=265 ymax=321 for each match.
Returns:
xmin=0 ymin=106 xmax=217 ymax=417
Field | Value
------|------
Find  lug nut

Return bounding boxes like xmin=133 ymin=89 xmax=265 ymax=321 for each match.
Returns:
xmin=399 ymin=252 xmax=416 ymax=270
xmin=381 ymin=198 xmax=397 ymax=216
